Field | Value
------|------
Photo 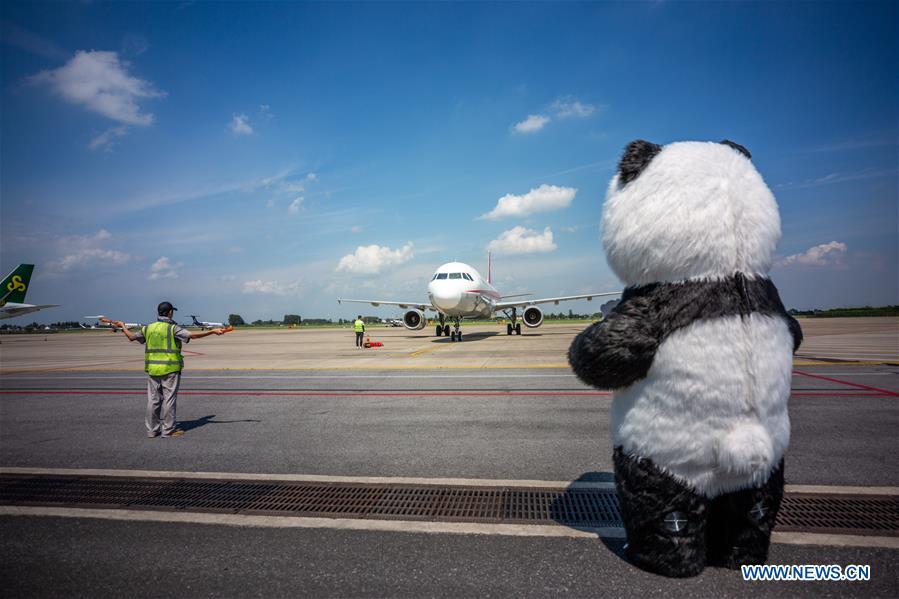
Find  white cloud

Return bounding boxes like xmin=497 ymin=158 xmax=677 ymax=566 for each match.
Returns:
xmin=306 ymin=172 xmax=318 ymax=181
xmin=336 ymin=242 xmax=415 ymax=274
xmin=778 ymin=241 xmax=848 ymax=267
xmin=148 ymin=256 xmax=183 ymax=279
xmin=48 ymin=248 xmax=132 ymax=272
xmin=259 ymin=103 xmax=273 ymax=119
xmin=45 ymin=229 xmax=130 ymax=272
xmin=479 ymin=184 xmax=576 ymax=220
xmin=512 ymin=114 xmax=550 ymax=134
xmin=351 ymin=225 xmax=363 ymax=234
xmin=288 ymin=197 xmax=304 ymax=214
xmin=88 ymin=125 xmax=128 ymax=151
xmin=552 ymin=97 xmax=596 ymax=118
xmin=487 ymin=226 xmax=557 ymax=255
xmin=29 ymin=50 xmax=164 ymax=126
xmin=229 ymin=113 xmax=253 ymax=135
xmin=242 ymin=279 xmax=300 ymax=295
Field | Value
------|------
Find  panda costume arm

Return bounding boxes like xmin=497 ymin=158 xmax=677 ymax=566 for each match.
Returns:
xmin=568 ymin=275 xmax=803 ymax=389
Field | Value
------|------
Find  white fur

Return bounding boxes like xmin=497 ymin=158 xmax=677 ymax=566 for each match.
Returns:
xmin=603 ymin=142 xmax=781 ymax=286
xmin=611 ymin=314 xmax=793 ymax=498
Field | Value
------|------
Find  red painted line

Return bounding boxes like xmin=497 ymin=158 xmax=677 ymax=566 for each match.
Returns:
xmin=0 ymin=390 xmax=612 ymax=397
xmin=791 ymin=392 xmax=891 ymax=397
xmin=794 ymin=370 xmax=899 ymax=397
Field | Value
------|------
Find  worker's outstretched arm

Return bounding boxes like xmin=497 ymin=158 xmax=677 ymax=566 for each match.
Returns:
xmin=111 ymin=321 xmax=140 ymax=342
xmin=189 ymin=328 xmax=226 ymax=339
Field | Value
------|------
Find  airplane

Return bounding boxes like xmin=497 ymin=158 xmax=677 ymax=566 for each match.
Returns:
xmin=189 ymin=315 xmax=225 ymax=330
xmin=0 ymin=264 xmax=60 ymax=320
xmin=84 ymin=315 xmax=142 ymax=332
xmin=338 ymin=255 xmax=619 ymax=341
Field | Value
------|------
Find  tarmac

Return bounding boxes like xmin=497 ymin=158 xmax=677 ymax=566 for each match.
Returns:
xmin=1 ymin=318 xmax=897 ymax=597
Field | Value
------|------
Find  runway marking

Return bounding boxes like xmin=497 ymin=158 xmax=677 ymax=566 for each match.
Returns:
xmin=5 ymin=468 xmax=896 ymax=496
xmin=0 ymin=390 xmax=613 ymax=397
xmin=794 ymin=370 xmax=899 ymax=397
xmin=5 ymin=361 xmax=898 ymax=375
xmin=772 ymin=532 xmax=899 ymax=549
xmin=2 ymin=389 xmax=895 ymax=398
xmin=0 ymin=467 xmax=615 ymax=489
xmin=0 ymin=506 xmax=619 ymax=540
xmin=0 ymin=374 xmax=582 ymax=381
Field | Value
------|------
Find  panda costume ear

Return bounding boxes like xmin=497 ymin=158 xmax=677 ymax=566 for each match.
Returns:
xmin=618 ymin=140 xmax=662 ymax=185
xmin=720 ymin=139 xmax=751 ymax=159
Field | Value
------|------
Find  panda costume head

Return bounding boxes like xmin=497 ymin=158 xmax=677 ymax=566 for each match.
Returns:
xmin=568 ymin=140 xmax=802 ymax=578
xmin=603 ymin=140 xmax=781 ymax=286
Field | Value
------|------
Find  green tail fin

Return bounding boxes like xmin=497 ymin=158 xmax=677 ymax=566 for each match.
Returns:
xmin=0 ymin=264 xmax=34 ymax=305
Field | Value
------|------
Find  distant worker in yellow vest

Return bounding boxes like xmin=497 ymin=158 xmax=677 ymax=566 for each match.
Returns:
xmin=354 ymin=315 xmax=365 ymax=349
xmin=113 ymin=301 xmax=227 ymax=438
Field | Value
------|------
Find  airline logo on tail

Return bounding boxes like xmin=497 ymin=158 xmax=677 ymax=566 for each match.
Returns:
xmin=0 ymin=264 xmax=34 ymax=306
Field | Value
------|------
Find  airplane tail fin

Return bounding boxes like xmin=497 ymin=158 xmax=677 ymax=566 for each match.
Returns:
xmin=0 ymin=264 xmax=34 ymax=305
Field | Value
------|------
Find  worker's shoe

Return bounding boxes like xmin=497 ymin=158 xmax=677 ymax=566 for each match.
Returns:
xmin=161 ymin=429 xmax=184 ymax=438
xmin=147 ymin=431 xmax=160 ymax=438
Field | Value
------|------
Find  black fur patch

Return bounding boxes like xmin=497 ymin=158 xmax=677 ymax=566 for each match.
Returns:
xmin=706 ymin=460 xmax=785 ymax=569
xmin=721 ymin=139 xmax=751 ymax=159
xmin=568 ymin=274 xmax=803 ymax=389
xmin=613 ymin=448 xmax=708 ymax=577
xmin=618 ymin=140 xmax=662 ymax=185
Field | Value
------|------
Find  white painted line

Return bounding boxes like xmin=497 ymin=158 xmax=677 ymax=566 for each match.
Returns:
xmin=0 ymin=506 xmax=615 ymax=539
xmin=772 ymin=531 xmax=899 ymax=549
xmin=786 ymin=484 xmax=899 ymax=496
xmin=0 ymin=373 xmax=580 ymax=380
xmin=4 ymin=506 xmax=897 ymax=548
xmin=0 ymin=467 xmax=616 ymax=490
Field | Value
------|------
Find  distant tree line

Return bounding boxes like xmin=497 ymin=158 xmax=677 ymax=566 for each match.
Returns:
xmin=788 ymin=306 xmax=899 ymax=318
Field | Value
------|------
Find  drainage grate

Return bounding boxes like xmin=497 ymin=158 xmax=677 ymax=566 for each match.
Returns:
xmin=1 ymin=474 xmax=897 ymax=536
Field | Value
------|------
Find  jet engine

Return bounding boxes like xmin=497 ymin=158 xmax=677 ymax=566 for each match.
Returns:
xmin=403 ymin=309 xmax=427 ymax=330
xmin=523 ymin=306 xmax=544 ymax=328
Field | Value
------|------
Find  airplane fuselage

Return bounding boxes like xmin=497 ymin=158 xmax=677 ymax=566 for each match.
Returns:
xmin=426 ymin=262 xmax=499 ymax=319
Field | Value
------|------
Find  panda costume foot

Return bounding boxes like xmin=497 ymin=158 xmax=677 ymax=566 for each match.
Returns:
xmin=705 ymin=460 xmax=785 ymax=569
xmin=614 ymin=448 xmax=784 ymax=576
xmin=613 ymin=448 xmax=707 ymax=578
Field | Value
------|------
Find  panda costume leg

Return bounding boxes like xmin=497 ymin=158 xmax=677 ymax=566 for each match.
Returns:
xmin=613 ymin=448 xmax=708 ymax=578
xmin=706 ymin=460 xmax=785 ymax=569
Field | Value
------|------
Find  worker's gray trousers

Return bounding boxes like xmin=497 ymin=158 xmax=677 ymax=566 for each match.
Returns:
xmin=146 ymin=372 xmax=181 ymax=436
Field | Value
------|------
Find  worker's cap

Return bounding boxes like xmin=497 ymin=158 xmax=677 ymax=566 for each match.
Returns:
xmin=157 ymin=301 xmax=178 ymax=316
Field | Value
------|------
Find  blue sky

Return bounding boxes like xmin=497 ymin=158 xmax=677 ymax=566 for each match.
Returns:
xmin=1 ymin=1 xmax=896 ymax=323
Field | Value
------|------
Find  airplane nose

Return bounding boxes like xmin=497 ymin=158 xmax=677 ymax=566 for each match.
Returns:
xmin=429 ymin=285 xmax=461 ymax=311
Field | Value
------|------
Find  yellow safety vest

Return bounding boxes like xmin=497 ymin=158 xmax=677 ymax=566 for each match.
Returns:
xmin=143 ymin=321 xmax=184 ymax=376
xmin=354 ymin=319 xmax=365 ymax=333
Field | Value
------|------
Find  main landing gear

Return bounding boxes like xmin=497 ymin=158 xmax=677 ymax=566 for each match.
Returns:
xmin=505 ymin=309 xmax=522 ymax=335
xmin=435 ymin=316 xmax=450 ymax=337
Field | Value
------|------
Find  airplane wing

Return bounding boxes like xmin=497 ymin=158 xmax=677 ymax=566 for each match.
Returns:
xmin=495 ymin=292 xmax=620 ymax=310
xmin=337 ymin=298 xmax=434 ymax=311
xmin=0 ymin=304 xmax=60 ymax=319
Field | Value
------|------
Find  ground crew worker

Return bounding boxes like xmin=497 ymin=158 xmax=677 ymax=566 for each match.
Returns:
xmin=354 ymin=315 xmax=365 ymax=349
xmin=113 ymin=301 xmax=226 ymax=438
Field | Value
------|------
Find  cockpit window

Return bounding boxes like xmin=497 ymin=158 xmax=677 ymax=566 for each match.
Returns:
xmin=436 ymin=273 xmax=448 ymax=280
xmin=449 ymin=273 xmax=462 ymax=279
xmin=462 ymin=273 xmax=473 ymax=281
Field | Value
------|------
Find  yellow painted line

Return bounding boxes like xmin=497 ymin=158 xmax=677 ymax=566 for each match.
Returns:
xmin=3 ymin=361 xmax=896 ymax=375
xmin=0 ymin=467 xmax=615 ymax=489
xmin=0 ymin=506 xmax=616 ymax=539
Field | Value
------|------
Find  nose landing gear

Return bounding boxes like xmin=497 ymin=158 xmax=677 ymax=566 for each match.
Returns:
xmin=449 ymin=317 xmax=462 ymax=342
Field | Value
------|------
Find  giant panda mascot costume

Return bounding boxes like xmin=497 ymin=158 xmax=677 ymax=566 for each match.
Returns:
xmin=569 ymin=140 xmax=802 ymax=578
